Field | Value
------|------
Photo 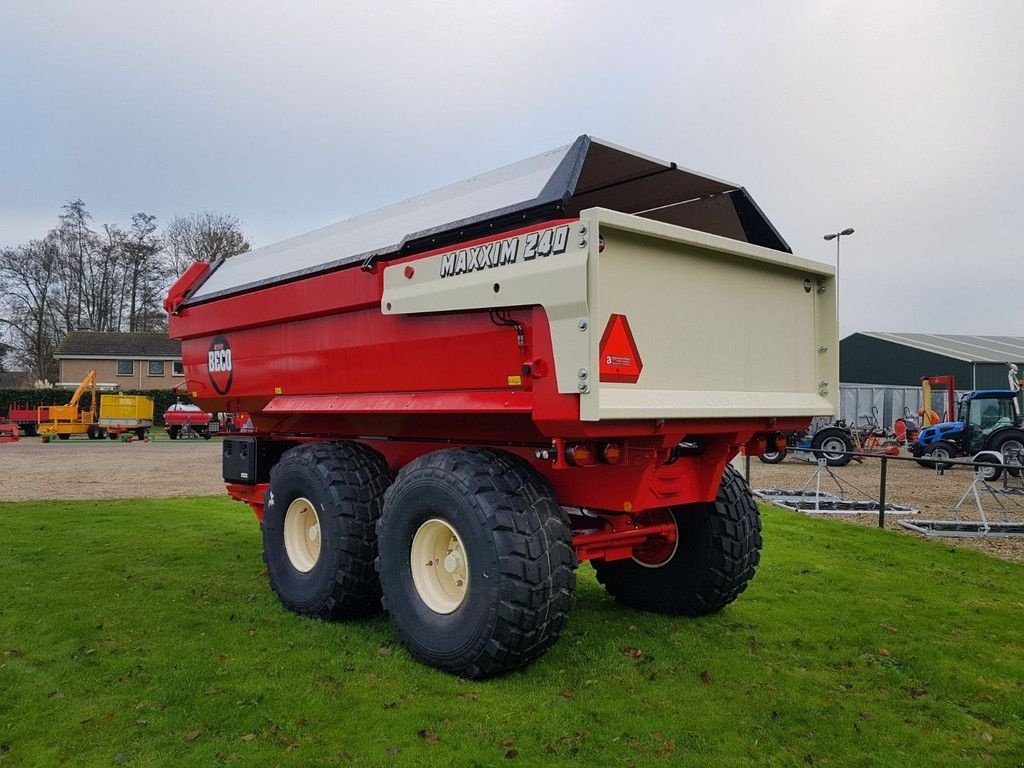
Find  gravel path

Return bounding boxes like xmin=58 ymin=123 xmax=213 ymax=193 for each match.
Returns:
xmin=746 ymin=453 xmax=1024 ymax=563
xmin=0 ymin=436 xmax=226 ymax=502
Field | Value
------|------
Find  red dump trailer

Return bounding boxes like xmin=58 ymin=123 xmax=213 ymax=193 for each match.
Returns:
xmin=167 ymin=136 xmax=837 ymax=677
xmin=5 ymin=404 xmax=50 ymax=437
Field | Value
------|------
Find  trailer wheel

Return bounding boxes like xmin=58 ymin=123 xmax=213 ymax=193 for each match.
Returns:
xmin=376 ymin=448 xmax=576 ymax=678
xmin=811 ymin=428 xmax=854 ymax=467
xmin=22 ymin=424 xmax=38 ymax=437
xmin=58 ymin=433 xmax=70 ymax=440
xmin=108 ymin=431 xmax=118 ymax=440
xmin=262 ymin=441 xmax=393 ymax=619
xmin=87 ymin=425 xmax=101 ymax=440
xmin=593 ymin=464 xmax=762 ymax=616
xmin=758 ymin=449 xmax=786 ymax=464
xmin=167 ymin=426 xmax=179 ymax=440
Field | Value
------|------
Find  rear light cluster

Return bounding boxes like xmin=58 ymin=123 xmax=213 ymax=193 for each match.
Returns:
xmin=565 ymin=441 xmax=622 ymax=466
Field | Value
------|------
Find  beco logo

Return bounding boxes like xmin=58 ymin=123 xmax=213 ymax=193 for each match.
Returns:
xmin=207 ymin=335 xmax=233 ymax=394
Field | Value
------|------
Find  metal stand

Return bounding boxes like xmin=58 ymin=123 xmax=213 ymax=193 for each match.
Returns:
xmin=899 ymin=465 xmax=1024 ymax=538
xmin=754 ymin=459 xmax=917 ymax=516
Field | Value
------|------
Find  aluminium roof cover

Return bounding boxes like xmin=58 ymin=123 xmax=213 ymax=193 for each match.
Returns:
xmin=855 ymin=332 xmax=1024 ymax=363
xmin=187 ymin=135 xmax=791 ymax=304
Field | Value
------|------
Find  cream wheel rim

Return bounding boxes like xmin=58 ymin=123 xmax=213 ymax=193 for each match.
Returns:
xmin=410 ymin=518 xmax=469 ymax=614
xmin=283 ymin=497 xmax=322 ymax=573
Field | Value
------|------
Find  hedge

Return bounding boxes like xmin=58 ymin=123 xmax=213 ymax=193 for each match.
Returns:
xmin=0 ymin=388 xmax=194 ymax=426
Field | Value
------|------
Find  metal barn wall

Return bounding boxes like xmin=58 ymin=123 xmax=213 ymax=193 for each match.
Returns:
xmin=839 ymin=383 xmax=967 ymax=429
xmin=839 ymin=333 xmax=971 ymax=387
xmin=974 ymin=362 xmax=1024 ymax=390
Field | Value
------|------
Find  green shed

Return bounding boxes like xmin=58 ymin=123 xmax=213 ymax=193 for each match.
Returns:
xmin=841 ymin=332 xmax=1024 ymax=390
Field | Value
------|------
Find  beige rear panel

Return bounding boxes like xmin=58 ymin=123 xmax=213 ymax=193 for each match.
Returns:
xmin=580 ymin=209 xmax=836 ymax=422
xmin=381 ymin=208 xmax=836 ymax=423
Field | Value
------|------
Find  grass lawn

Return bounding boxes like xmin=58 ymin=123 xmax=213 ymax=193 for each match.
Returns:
xmin=1 ymin=498 xmax=1022 ymax=767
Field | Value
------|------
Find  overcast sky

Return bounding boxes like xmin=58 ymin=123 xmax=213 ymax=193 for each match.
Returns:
xmin=2 ymin=1 xmax=1021 ymax=336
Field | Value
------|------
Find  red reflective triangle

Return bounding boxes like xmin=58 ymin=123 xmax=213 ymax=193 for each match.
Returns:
xmin=599 ymin=314 xmax=643 ymax=383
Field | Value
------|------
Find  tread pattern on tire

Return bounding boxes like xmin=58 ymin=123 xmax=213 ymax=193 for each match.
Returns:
xmin=594 ymin=464 xmax=762 ymax=616
xmin=377 ymin=447 xmax=576 ymax=678
xmin=265 ymin=440 xmax=393 ymax=620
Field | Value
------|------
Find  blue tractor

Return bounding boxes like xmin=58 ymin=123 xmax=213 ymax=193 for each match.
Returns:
xmin=912 ymin=365 xmax=1024 ymax=480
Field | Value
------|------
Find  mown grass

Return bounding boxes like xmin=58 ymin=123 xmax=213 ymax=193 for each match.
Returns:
xmin=1 ymin=498 xmax=1022 ymax=767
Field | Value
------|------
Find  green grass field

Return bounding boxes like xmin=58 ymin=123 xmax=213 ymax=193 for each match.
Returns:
xmin=1 ymin=498 xmax=1022 ymax=767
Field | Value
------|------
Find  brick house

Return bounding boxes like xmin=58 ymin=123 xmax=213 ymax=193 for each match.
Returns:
xmin=54 ymin=331 xmax=184 ymax=390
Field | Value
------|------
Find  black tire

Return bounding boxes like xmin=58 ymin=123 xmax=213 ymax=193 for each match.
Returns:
xmin=593 ymin=464 xmax=761 ymax=616
xmin=758 ymin=448 xmax=786 ymax=464
xmin=262 ymin=441 xmax=393 ymax=619
xmin=924 ymin=441 xmax=956 ymax=470
xmin=376 ymin=448 xmax=576 ymax=679
xmin=167 ymin=426 xmax=179 ymax=440
xmin=135 ymin=428 xmax=148 ymax=439
xmin=108 ymin=431 xmax=118 ymax=440
xmin=973 ymin=452 xmax=1003 ymax=482
xmin=989 ymin=430 xmax=1024 ymax=478
xmin=87 ymin=425 xmax=100 ymax=440
xmin=811 ymin=428 xmax=854 ymax=467
xmin=58 ymin=433 xmax=70 ymax=440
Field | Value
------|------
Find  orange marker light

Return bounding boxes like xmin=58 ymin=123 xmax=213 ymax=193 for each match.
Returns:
xmin=600 ymin=442 xmax=623 ymax=464
xmin=566 ymin=442 xmax=596 ymax=466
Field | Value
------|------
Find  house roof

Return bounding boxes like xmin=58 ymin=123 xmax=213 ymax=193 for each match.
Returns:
xmin=852 ymin=332 xmax=1024 ymax=363
xmin=54 ymin=332 xmax=182 ymax=359
xmin=188 ymin=135 xmax=790 ymax=304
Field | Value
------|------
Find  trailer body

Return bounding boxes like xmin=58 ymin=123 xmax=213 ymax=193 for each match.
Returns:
xmin=99 ymin=395 xmax=154 ymax=426
xmin=5 ymin=404 xmax=50 ymax=437
xmin=167 ymin=136 xmax=837 ymax=676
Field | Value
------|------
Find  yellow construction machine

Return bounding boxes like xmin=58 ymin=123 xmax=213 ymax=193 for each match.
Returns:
xmin=38 ymin=370 xmax=155 ymax=441
xmin=39 ymin=370 xmax=99 ymax=440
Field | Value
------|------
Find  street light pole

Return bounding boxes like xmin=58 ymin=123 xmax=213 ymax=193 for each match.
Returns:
xmin=823 ymin=227 xmax=854 ymax=331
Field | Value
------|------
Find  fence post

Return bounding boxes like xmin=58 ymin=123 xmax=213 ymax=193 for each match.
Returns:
xmin=878 ymin=456 xmax=888 ymax=529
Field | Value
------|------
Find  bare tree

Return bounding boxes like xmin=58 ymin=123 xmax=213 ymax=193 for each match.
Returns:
xmin=54 ymin=198 xmax=99 ymax=333
xmin=120 ymin=213 xmax=164 ymax=332
xmin=0 ymin=203 xmax=250 ymax=371
xmin=0 ymin=238 xmax=61 ymax=381
xmin=163 ymin=211 xmax=250 ymax=278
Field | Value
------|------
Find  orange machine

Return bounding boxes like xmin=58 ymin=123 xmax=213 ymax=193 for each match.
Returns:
xmin=38 ymin=371 xmax=98 ymax=440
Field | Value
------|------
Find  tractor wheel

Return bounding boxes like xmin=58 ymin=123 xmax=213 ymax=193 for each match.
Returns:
xmin=989 ymin=430 xmax=1024 ymax=478
xmin=167 ymin=426 xmax=179 ymax=440
xmin=376 ymin=448 xmax=576 ymax=678
xmin=758 ymin=449 xmax=786 ymax=464
xmin=811 ymin=428 xmax=854 ymax=467
xmin=924 ymin=441 xmax=956 ymax=470
xmin=593 ymin=464 xmax=761 ymax=616
xmin=262 ymin=441 xmax=393 ymax=619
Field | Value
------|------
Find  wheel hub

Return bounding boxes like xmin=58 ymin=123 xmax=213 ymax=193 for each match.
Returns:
xmin=410 ymin=518 xmax=469 ymax=614
xmin=283 ymin=497 xmax=322 ymax=573
xmin=631 ymin=508 xmax=679 ymax=568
